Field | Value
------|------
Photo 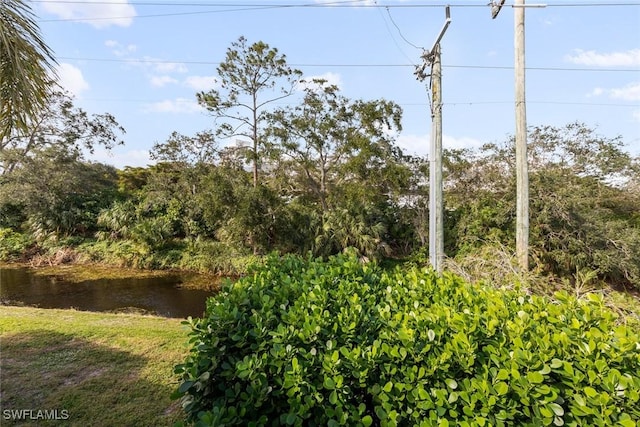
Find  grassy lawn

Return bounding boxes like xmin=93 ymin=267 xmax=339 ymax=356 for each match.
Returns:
xmin=0 ymin=306 xmax=191 ymax=426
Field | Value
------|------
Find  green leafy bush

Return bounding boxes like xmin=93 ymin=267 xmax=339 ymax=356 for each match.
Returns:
xmin=0 ymin=228 xmax=31 ymax=260
xmin=78 ymin=238 xmax=152 ymax=268
xmin=174 ymin=253 xmax=640 ymax=426
xmin=176 ymin=238 xmax=257 ymax=275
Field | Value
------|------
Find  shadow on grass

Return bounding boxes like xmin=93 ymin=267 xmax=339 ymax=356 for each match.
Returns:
xmin=1 ymin=329 xmax=182 ymax=426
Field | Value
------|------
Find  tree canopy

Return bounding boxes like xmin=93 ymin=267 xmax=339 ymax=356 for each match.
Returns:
xmin=0 ymin=35 xmax=638 ymax=291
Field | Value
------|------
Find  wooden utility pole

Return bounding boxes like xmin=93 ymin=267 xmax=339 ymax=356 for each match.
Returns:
xmin=492 ymin=0 xmax=545 ymax=271
xmin=514 ymin=0 xmax=529 ymax=271
xmin=430 ymin=44 xmax=444 ymax=272
xmin=416 ymin=6 xmax=450 ymax=273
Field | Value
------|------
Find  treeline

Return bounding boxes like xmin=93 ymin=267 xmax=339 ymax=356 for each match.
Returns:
xmin=1 ymin=37 xmax=639 ymax=289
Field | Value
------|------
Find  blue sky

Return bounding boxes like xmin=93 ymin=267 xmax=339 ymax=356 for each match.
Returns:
xmin=34 ymin=0 xmax=640 ymax=168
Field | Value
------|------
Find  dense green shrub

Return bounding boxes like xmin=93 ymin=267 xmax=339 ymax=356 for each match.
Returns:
xmin=174 ymin=254 xmax=640 ymax=426
xmin=177 ymin=239 xmax=258 ymax=275
xmin=444 ymin=124 xmax=640 ymax=290
xmin=0 ymin=228 xmax=31 ymax=260
xmin=78 ymin=239 xmax=151 ymax=268
xmin=75 ymin=237 xmax=257 ymax=274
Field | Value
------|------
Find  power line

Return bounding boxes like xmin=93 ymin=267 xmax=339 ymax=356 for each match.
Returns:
xmin=34 ymin=0 xmax=484 ymax=25
xmin=30 ymin=1 xmax=640 ymax=6
xmin=35 ymin=0 xmax=377 ymax=23
xmin=38 ymin=5 xmax=287 ymax=22
xmin=35 ymin=1 xmax=640 ymax=23
xmin=373 ymin=2 xmax=419 ymax=65
xmin=68 ymin=96 xmax=640 ymax=109
xmin=444 ymin=101 xmax=639 ymax=107
xmin=445 ymin=64 xmax=640 ymax=72
xmin=383 ymin=6 xmax=423 ymax=51
xmin=55 ymin=56 xmax=640 ymax=73
xmin=32 ymin=0 xmax=369 ymax=6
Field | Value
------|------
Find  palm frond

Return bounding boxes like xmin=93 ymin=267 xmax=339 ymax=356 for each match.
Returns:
xmin=0 ymin=0 xmax=58 ymax=141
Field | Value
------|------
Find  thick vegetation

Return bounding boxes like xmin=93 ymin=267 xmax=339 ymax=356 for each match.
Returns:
xmin=445 ymin=123 xmax=640 ymax=288
xmin=2 ymin=8 xmax=639 ymax=427
xmin=174 ymin=253 xmax=640 ymax=426
xmin=1 ymin=37 xmax=639 ymax=287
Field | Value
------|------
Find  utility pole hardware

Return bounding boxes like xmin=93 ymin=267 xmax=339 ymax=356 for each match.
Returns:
xmin=491 ymin=0 xmax=507 ymax=19
xmin=415 ymin=6 xmax=451 ymax=273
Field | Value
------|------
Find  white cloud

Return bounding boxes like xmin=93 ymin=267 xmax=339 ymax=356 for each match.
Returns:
xmin=565 ymin=48 xmax=640 ymax=67
xmin=86 ymin=148 xmax=153 ymax=169
xmin=588 ymin=87 xmax=604 ymax=97
xmin=42 ymin=0 xmax=136 ymax=29
xmin=142 ymin=98 xmax=203 ymax=114
xmin=298 ymin=72 xmax=343 ymax=92
xmin=55 ymin=63 xmax=90 ymax=97
xmin=152 ymin=61 xmax=188 ymax=74
xmin=105 ymin=40 xmax=137 ymax=57
xmin=396 ymin=134 xmax=428 ymax=156
xmin=610 ymin=82 xmax=640 ymax=101
xmin=396 ymin=133 xmax=483 ymax=157
xmin=184 ymin=75 xmax=218 ymax=91
xmin=106 ymin=47 xmax=188 ymax=75
xmin=129 ymin=57 xmax=188 ymax=74
xmin=541 ymin=18 xmax=554 ymax=26
xmin=150 ymin=75 xmax=179 ymax=87
xmin=574 ymin=81 xmax=640 ymax=129
xmin=105 ymin=46 xmax=188 ymax=88
xmin=588 ymin=82 xmax=640 ymax=102
xmin=444 ymin=135 xmax=485 ymax=150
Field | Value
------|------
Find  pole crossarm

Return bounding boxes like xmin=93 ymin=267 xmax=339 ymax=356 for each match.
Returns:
xmin=429 ymin=6 xmax=451 ymax=55
xmin=414 ymin=6 xmax=451 ymax=82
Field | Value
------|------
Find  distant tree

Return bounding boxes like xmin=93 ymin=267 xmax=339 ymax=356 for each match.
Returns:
xmin=446 ymin=122 xmax=640 ymax=288
xmin=269 ymin=80 xmax=406 ymax=208
xmin=268 ymin=79 xmax=410 ymax=258
xmin=143 ymin=131 xmax=220 ymax=239
xmin=216 ymin=182 xmax=289 ymax=254
xmin=0 ymin=149 xmax=119 ymax=238
xmin=117 ymin=167 xmax=152 ymax=195
xmin=0 ymin=91 xmax=125 ymax=175
xmin=268 ymin=81 xmax=346 ymax=211
xmin=150 ymin=130 xmax=218 ymax=166
xmin=0 ymin=0 xmax=57 ymax=141
xmin=0 ymin=91 xmax=125 ymax=237
xmin=197 ymin=36 xmax=302 ymax=187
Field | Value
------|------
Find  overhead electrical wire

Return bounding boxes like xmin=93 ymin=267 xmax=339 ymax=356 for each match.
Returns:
xmin=55 ymin=56 xmax=640 ymax=73
xmin=68 ymin=96 xmax=639 ymax=109
xmin=373 ymin=1 xmax=421 ymax=66
xmin=445 ymin=101 xmax=639 ymax=107
xmin=33 ymin=0 xmax=639 ymax=116
xmin=38 ymin=5 xmax=288 ymax=22
xmin=381 ymin=5 xmax=424 ymax=51
xmin=30 ymin=1 xmax=640 ymax=7
xmin=34 ymin=1 xmax=640 ymax=23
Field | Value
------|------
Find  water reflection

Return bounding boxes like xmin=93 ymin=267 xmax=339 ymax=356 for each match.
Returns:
xmin=0 ymin=266 xmax=215 ymax=318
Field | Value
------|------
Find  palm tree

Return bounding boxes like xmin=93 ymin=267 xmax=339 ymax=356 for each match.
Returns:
xmin=0 ymin=0 xmax=57 ymax=143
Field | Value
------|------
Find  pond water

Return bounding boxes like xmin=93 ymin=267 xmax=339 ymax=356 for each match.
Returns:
xmin=0 ymin=266 xmax=216 ymax=318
